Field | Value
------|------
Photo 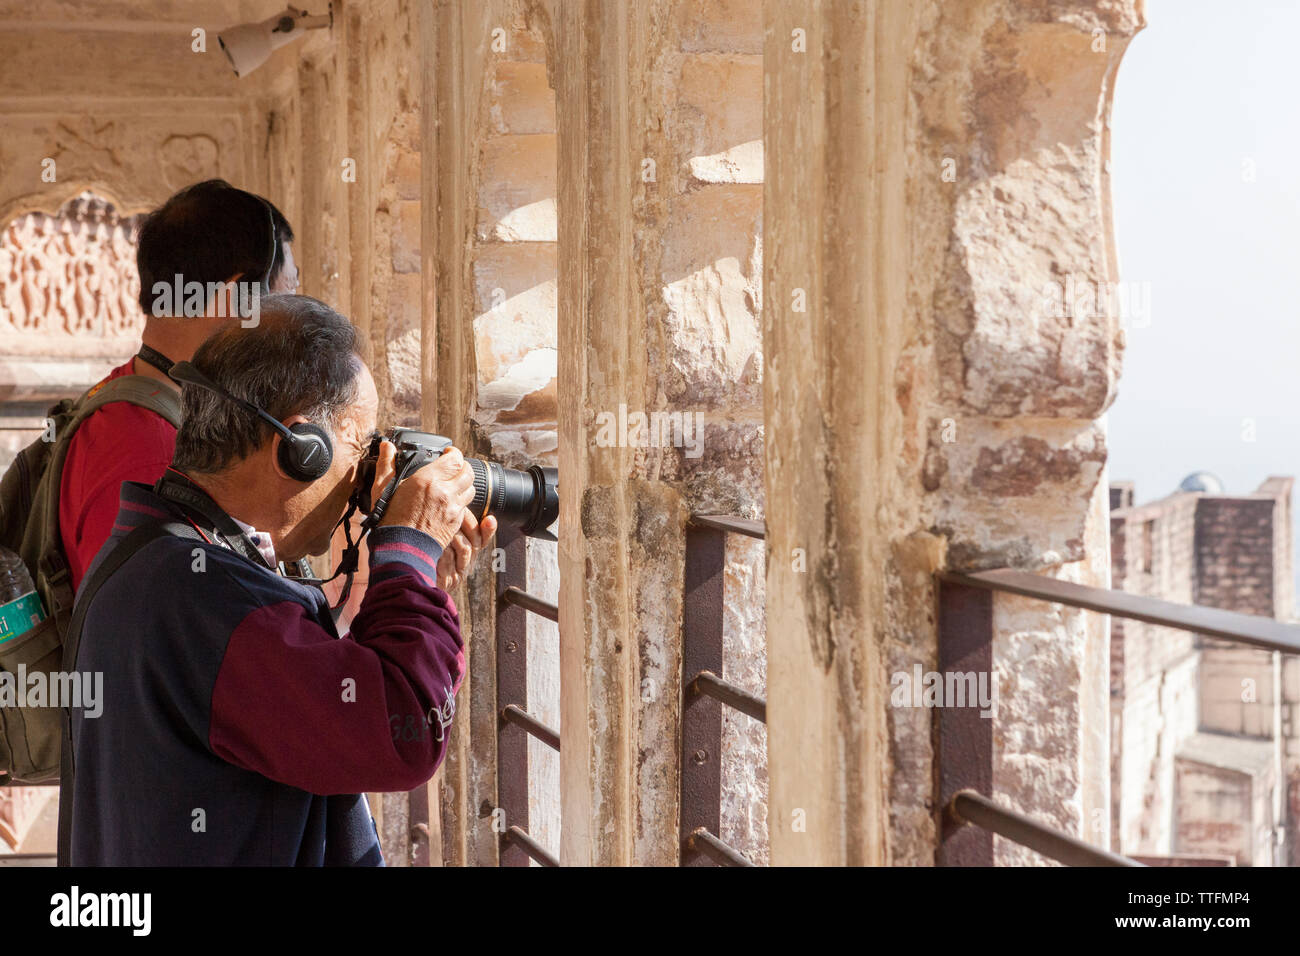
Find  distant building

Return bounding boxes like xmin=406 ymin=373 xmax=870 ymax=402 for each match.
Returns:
xmin=1110 ymin=475 xmax=1296 ymax=865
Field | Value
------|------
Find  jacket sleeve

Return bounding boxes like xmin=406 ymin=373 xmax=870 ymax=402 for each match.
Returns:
xmin=207 ymin=525 xmax=465 ymax=795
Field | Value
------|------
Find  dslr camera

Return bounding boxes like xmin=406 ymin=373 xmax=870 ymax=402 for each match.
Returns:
xmin=354 ymin=428 xmax=558 ymax=541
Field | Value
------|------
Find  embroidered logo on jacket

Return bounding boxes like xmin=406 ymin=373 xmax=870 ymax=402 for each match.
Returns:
xmin=427 ymin=685 xmax=456 ymax=742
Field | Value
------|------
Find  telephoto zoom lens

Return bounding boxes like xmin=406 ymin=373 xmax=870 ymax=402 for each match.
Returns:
xmin=467 ymin=458 xmax=559 ymax=542
xmin=356 ymin=429 xmax=558 ymax=541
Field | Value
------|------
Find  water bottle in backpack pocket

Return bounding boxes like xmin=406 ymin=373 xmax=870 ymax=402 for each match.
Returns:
xmin=0 ymin=544 xmax=64 ymax=784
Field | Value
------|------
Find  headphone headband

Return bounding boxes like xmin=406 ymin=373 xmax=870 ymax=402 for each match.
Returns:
xmin=255 ymin=195 xmax=277 ymax=293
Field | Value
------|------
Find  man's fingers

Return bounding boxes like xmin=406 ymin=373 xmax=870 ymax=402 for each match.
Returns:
xmin=467 ymin=515 xmax=497 ymax=551
xmin=370 ymin=440 xmax=398 ymax=505
xmin=453 ymin=534 xmax=472 ymax=574
xmin=459 ymin=510 xmax=486 ymax=550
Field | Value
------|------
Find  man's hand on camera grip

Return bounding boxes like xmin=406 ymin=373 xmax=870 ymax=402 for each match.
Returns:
xmin=378 ymin=445 xmax=476 ymax=548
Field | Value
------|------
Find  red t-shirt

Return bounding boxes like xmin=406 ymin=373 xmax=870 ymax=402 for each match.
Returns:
xmin=59 ymin=360 xmax=178 ymax=591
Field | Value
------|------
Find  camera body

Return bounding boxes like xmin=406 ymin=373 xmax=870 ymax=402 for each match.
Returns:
xmin=354 ymin=428 xmax=558 ymax=541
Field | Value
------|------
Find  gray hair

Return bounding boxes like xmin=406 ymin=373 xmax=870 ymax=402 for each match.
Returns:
xmin=172 ymin=294 xmax=363 ymax=475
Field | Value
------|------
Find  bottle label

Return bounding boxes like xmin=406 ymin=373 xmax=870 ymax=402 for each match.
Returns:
xmin=0 ymin=590 xmax=46 ymax=645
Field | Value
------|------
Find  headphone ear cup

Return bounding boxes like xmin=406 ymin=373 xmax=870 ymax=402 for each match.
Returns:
xmin=279 ymin=423 xmax=333 ymax=481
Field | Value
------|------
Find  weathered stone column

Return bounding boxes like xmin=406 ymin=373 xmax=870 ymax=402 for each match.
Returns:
xmin=761 ymin=0 xmax=907 ymax=867
xmin=554 ymin=0 xmax=759 ymax=866
xmin=420 ymin=0 xmax=511 ymax=867
xmin=763 ymin=0 xmax=1141 ymax=866
xmin=554 ymin=0 xmax=646 ymax=867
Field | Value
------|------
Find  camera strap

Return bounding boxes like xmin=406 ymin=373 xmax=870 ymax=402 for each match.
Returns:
xmin=135 ymin=344 xmax=176 ymax=376
xmin=153 ymin=469 xmax=277 ymax=573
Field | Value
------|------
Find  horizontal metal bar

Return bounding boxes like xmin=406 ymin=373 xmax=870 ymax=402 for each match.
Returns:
xmin=689 ymin=514 xmax=766 ymax=540
xmin=504 ymin=826 xmax=559 ymax=867
xmin=942 ymin=569 xmax=1300 ymax=655
xmin=501 ymin=704 xmax=560 ymax=752
xmin=0 ymin=853 xmax=57 ymax=867
xmin=683 ymin=827 xmax=756 ymax=867
xmin=500 ymin=586 xmax=558 ymax=622
xmin=947 ymin=790 xmax=1142 ymax=867
xmin=688 ymin=670 xmax=767 ymax=723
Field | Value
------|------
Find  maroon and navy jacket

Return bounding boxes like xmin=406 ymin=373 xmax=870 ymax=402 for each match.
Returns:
xmin=64 ymin=480 xmax=464 ymax=866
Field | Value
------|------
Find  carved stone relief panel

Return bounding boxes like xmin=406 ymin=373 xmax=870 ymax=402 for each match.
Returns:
xmin=0 ymin=192 xmax=145 ymax=350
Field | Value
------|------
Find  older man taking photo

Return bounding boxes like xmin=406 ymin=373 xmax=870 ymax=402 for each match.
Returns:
xmin=58 ymin=294 xmax=495 ymax=866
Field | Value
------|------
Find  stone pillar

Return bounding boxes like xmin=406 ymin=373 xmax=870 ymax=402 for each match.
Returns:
xmin=554 ymin=0 xmax=649 ymax=867
xmin=420 ymin=0 xmax=509 ymax=867
xmin=554 ymin=0 xmax=770 ymax=865
xmin=761 ymin=0 xmax=906 ymax=867
xmin=763 ymin=0 xmax=1141 ymax=866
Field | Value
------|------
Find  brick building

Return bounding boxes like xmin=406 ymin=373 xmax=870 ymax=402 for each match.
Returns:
xmin=1110 ymin=473 xmax=1297 ymax=865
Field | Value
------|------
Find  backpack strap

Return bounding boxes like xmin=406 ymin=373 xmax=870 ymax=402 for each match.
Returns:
xmin=36 ymin=375 xmax=183 ymax=646
xmin=74 ymin=374 xmax=182 ymax=430
xmin=55 ymin=518 xmax=200 ymax=866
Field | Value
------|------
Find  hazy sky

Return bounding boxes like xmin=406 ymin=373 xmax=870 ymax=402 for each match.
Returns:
xmin=1107 ymin=0 xmax=1300 ymax=600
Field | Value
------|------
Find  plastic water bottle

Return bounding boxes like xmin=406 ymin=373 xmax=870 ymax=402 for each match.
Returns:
xmin=0 ymin=546 xmax=45 ymax=647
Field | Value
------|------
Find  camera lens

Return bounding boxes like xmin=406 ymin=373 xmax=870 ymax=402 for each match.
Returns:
xmin=467 ymin=459 xmax=558 ymax=541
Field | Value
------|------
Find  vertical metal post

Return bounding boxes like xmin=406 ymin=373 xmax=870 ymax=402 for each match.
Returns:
xmin=495 ymin=526 xmax=530 ymax=866
xmin=681 ymin=523 xmax=726 ymax=865
xmin=937 ymin=578 xmax=994 ymax=866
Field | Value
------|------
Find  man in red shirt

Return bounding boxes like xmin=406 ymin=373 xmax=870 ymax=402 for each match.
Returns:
xmin=59 ymin=180 xmax=299 ymax=590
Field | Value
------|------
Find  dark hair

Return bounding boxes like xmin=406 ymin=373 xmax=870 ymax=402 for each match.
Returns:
xmin=136 ymin=179 xmax=295 ymax=315
xmin=172 ymin=295 xmax=362 ymax=475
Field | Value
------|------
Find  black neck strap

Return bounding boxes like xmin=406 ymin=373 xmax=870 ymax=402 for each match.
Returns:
xmin=153 ymin=470 xmax=275 ymax=572
xmin=136 ymin=344 xmax=176 ymax=376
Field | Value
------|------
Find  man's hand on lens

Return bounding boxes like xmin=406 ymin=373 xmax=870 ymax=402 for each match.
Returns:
xmin=378 ymin=444 xmax=476 ymax=549
xmin=437 ymin=510 xmax=498 ymax=590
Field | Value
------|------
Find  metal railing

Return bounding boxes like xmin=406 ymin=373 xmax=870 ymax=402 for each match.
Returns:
xmin=937 ymin=567 xmax=1300 ymax=866
xmin=946 ymin=789 xmax=1140 ymax=867
xmin=494 ymin=526 xmax=560 ymax=866
xmin=681 ymin=515 xmax=768 ymax=866
xmin=488 ymin=512 xmax=1258 ymax=867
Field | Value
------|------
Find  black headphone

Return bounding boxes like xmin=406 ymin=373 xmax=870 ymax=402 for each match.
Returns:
xmin=168 ymin=361 xmax=333 ymax=482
